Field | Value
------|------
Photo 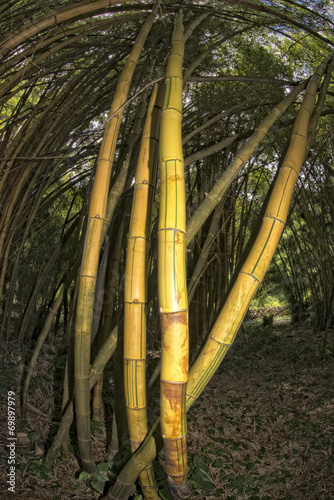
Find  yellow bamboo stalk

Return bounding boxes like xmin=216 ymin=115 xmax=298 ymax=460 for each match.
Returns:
xmin=124 ymin=83 xmax=160 ymax=499
xmin=158 ymin=10 xmax=189 ymax=494
xmin=186 ymin=54 xmax=332 ymax=409
xmin=74 ymin=2 xmax=159 ymax=473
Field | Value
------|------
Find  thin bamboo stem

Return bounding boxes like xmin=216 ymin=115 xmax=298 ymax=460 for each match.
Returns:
xmin=44 ymin=323 xmax=119 ymax=468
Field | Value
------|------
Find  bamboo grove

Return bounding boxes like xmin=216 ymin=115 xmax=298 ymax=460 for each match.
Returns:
xmin=0 ymin=0 xmax=333 ymax=498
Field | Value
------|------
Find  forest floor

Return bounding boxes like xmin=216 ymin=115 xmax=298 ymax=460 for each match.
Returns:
xmin=1 ymin=320 xmax=334 ymax=499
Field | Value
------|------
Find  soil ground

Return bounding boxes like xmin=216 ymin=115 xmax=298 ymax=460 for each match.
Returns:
xmin=1 ymin=321 xmax=333 ymax=499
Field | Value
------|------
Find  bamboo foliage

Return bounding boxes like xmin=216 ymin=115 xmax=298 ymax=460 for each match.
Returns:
xmin=158 ymin=10 xmax=189 ymax=495
xmin=74 ymin=2 xmax=159 ymax=472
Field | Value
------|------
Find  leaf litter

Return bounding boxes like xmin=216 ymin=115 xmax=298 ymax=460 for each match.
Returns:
xmin=0 ymin=322 xmax=333 ymax=499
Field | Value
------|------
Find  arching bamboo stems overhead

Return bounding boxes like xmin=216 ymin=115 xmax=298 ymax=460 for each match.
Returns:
xmin=0 ymin=0 xmax=134 ymax=55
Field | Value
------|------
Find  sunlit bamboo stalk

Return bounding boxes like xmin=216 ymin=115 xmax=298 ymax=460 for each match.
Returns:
xmin=158 ymin=10 xmax=190 ymax=496
xmin=102 ymin=58 xmax=157 ymax=241
xmin=74 ymin=2 xmax=159 ymax=472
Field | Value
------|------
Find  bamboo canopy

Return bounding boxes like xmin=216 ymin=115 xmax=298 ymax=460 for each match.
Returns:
xmin=0 ymin=0 xmax=333 ymax=498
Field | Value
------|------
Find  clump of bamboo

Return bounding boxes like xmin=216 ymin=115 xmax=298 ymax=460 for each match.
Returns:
xmin=158 ymin=9 xmax=190 ymax=497
xmin=73 ymin=2 xmax=159 ymax=472
xmin=103 ymin=54 xmax=331 ymax=500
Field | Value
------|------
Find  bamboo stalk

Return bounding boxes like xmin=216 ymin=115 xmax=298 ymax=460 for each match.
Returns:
xmin=188 ymin=200 xmax=224 ymax=303
xmin=102 ymin=58 xmax=157 ymax=240
xmin=44 ymin=323 xmax=119 ymax=468
xmin=183 ymin=27 xmax=255 ymax=84
xmin=91 ymin=216 xmax=124 ymax=422
xmin=186 ymin=54 xmax=332 ymax=408
xmin=185 ymin=79 xmax=308 ymax=245
xmin=124 ymin=83 xmax=160 ymax=499
xmin=22 ymin=288 xmax=64 ymax=419
xmin=158 ymin=10 xmax=190 ymax=497
xmin=183 ymin=12 xmax=209 ymax=43
xmin=74 ymin=2 xmax=159 ymax=472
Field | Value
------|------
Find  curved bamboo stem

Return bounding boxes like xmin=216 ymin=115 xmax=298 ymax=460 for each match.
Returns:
xmin=186 ymin=79 xmax=308 ymax=245
xmin=0 ymin=0 xmax=133 ymax=55
xmin=74 ymin=2 xmax=159 ymax=472
xmin=186 ymin=53 xmax=331 ymax=408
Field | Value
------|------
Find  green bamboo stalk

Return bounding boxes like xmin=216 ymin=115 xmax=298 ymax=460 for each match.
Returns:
xmin=183 ymin=12 xmax=208 ymax=43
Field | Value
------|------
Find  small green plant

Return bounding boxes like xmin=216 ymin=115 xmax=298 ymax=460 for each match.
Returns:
xmin=78 ymin=461 xmax=112 ymax=494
